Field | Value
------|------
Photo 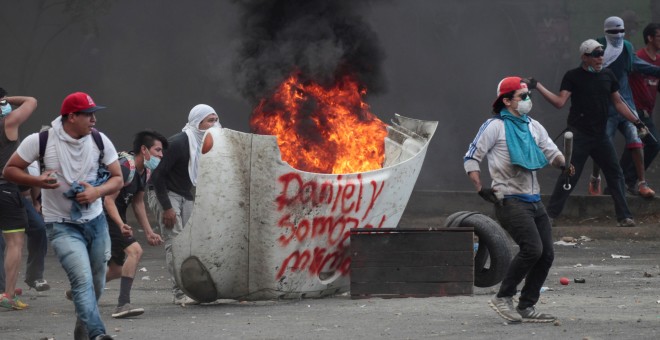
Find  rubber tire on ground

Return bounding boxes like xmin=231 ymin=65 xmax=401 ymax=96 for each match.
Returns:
xmin=445 ymin=211 xmax=512 ymax=288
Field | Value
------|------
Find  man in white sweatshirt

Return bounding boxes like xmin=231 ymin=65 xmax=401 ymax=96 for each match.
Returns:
xmin=464 ymin=76 xmax=571 ymax=323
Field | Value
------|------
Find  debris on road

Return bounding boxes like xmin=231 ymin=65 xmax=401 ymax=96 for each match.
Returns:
xmin=611 ymin=254 xmax=631 ymax=259
xmin=554 ymin=240 xmax=575 ymax=246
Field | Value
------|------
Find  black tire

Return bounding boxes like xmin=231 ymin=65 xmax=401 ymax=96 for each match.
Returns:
xmin=445 ymin=211 xmax=512 ymax=287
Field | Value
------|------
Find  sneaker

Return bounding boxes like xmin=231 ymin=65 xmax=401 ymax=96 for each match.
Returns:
xmin=27 ymin=279 xmax=51 ymax=292
xmin=0 ymin=293 xmax=28 ymax=310
xmin=617 ymin=218 xmax=636 ymax=227
xmin=112 ymin=303 xmax=145 ymax=318
xmin=0 ymin=293 xmax=15 ymax=310
xmin=12 ymin=296 xmax=28 ymax=310
xmin=65 ymin=289 xmax=73 ymax=301
xmin=637 ymin=181 xmax=655 ymax=198
xmin=588 ymin=175 xmax=602 ymax=196
xmin=173 ymin=295 xmax=199 ymax=306
xmin=516 ymin=306 xmax=556 ymax=323
xmin=488 ymin=296 xmax=522 ymax=323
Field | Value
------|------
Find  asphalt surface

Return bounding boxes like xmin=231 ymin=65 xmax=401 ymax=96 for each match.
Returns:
xmin=2 ymin=219 xmax=660 ymax=340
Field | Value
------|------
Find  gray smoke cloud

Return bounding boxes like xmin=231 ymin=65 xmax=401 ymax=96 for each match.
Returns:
xmin=232 ymin=0 xmax=387 ymax=105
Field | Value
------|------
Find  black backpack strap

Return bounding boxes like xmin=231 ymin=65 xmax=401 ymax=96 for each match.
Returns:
xmin=38 ymin=130 xmax=49 ymax=174
xmin=91 ymin=128 xmax=105 ymax=167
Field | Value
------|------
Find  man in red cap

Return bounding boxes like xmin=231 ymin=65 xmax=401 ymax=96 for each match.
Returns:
xmin=3 ymin=91 xmax=123 ymax=340
xmin=464 ymin=77 xmax=570 ymax=323
xmin=531 ymin=39 xmax=644 ymax=227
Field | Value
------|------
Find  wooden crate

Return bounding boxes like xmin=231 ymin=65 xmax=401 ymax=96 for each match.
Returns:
xmin=350 ymin=228 xmax=474 ymax=299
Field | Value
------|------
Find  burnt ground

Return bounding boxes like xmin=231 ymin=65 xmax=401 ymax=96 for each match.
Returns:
xmin=1 ymin=217 xmax=659 ymax=340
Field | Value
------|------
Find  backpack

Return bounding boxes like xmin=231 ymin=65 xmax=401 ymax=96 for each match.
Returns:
xmin=117 ymin=151 xmax=137 ymax=187
xmin=38 ymin=128 xmax=105 ymax=174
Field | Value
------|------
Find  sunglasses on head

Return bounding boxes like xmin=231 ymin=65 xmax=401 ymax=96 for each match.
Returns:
xmin=585 ymin=49 xmax=605 ymax=58
xmin=606 ymin=29 xmax=625 ymax=34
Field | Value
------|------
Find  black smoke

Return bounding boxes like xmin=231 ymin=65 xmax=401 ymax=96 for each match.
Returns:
xmin=232 ymin=0 xmax=387 ymax=105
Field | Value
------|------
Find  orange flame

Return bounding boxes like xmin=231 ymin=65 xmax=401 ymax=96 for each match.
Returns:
xmin=250 ymin=72 xmax=387 ymax=174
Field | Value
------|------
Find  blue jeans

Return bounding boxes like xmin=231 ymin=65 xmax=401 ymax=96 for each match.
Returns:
xmin=24 ymin=198 xmax=48 ymax=285
xmin=547 ymin=130 xmax=632 ymax=221
xmin=0 ymin=197 xmax=48 ymax=292
xmin=605 ymin=113 xmax=642 ymax=146
xmin=620 ymin=112 xmax=660 ymax=188
xmin=46 ymin=214 xmax=110 ymax=339
xmin=495 ymin=199 xmax=554 ymax=309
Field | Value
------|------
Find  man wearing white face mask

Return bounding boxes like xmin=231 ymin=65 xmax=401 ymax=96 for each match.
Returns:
xmin=464 ymin=77 xmax=569 ymax=323
xmin=148 ymin=104 xmax=220 ymax=305
xmin=588 ymin=16 xmax=660 ymax=198
xmin=82 ymin=130 xmax=168 ymax=319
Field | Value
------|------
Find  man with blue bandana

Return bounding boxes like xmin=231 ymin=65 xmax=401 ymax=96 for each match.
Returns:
xmin=464 ymin=77 xmax=569 ymax=323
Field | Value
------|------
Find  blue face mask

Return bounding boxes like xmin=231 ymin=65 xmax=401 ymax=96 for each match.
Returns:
xmin=0 ymin=102 xmax=12 ymax=117
xmin=144 ymin=155 xmax=161 ymax=170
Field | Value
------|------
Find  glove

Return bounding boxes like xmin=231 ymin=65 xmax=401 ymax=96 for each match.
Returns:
xmin=634 ymin=120 xmax=649 ymax=139
xmin=560 ymin=164 xmax=575 ymax=177
xmin=521 ymin=77 xmax=537 ymax=90
xmin=478 ymin=188 xmax=502 ymax=204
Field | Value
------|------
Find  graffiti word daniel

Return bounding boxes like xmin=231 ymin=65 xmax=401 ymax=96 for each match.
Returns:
xmin=275 ymin=173 xmax=386 ymax=279
xmin=276 ymin=173 xmax=386 ymax=246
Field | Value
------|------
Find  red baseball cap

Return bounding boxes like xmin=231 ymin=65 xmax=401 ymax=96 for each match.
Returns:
xmin=493 ymin=76 xmax=527 ymax=106
xmin=60 ymin=92 xmax=106 ymax=115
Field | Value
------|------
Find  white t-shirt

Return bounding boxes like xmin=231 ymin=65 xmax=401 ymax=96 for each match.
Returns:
xmin=16 ymin=130 xmax=118 ymax=223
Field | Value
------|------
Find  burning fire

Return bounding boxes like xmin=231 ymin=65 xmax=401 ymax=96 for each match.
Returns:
xmin=250 ymin=72 xmax=388 ymax=174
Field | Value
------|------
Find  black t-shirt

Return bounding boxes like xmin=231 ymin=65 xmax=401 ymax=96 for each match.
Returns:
xmin=560 ymin=66 xmax=619 ymax=136
xmin=107 ymin=156 xmax=147 ymax=221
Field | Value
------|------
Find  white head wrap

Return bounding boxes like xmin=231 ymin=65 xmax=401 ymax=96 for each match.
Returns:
xmin=182 ymin=104 xmax=221 ymax=185
xmin=603 ymin=16 xmax=625 ymax=67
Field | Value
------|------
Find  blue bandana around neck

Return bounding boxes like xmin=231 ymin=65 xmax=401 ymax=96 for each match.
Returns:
xmin=499 ymin=109 xmax=548 ymax=170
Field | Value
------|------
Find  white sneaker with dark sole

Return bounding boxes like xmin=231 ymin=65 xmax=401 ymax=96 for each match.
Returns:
xmin=28 ymin=279 xmax=51 ymax=292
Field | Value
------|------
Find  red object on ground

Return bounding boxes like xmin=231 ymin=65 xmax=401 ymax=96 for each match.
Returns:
xmin=560 ymin=277 xmax=570 ymax=285
xmin=14 ymin=288 xmax=22 ymax=295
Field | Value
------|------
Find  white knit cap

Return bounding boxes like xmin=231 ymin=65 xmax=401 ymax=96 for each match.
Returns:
xmin=604 ymin=16 xmax=624 ymax=31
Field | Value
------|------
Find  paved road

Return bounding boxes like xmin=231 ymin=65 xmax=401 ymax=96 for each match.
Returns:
xmin=2 ymin=227 xmax=659 ymax=340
